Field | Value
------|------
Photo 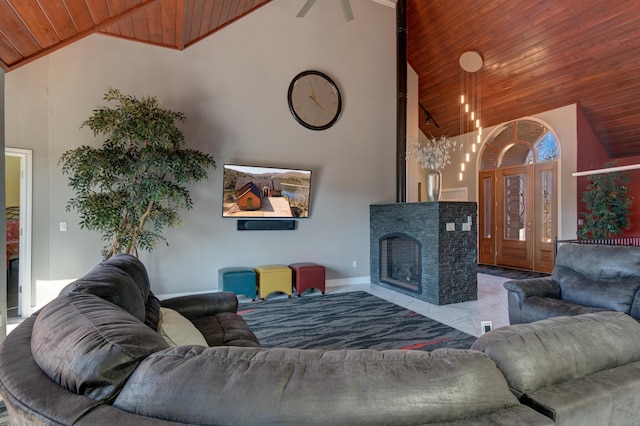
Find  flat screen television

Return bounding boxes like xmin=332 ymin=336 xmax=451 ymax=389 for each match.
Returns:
xmin=222 ymin=164 xmax=312 ymax=218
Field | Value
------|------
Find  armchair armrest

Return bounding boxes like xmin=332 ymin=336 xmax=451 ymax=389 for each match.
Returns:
xmin=160 ymin=292 xmax=239 ymax=321
xmin=503 ymin=277 xmax=559 ymax=302
xmin=503 ymin=277 xmax=560 ymax=325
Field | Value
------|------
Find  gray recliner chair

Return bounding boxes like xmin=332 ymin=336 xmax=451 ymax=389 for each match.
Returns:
xmin=503 ymin=243 xmax=640 ymax=324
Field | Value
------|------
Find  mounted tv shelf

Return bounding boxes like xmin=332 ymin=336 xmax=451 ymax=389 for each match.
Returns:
xmin=237 ymin=220 xmax=296 ymax=231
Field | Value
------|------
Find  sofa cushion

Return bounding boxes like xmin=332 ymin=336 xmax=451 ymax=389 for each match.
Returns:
xmin=471 ymin=311 xmax=640 ymax=397
xmin=521 ymin=296 xmax=606 ymax=323
xmin=60 ymin=259 xmax=148 ymax=322
xmin=554 ymin=265 xmax=640 ymax=313
xmin=522 ymin=360 xmax=640 ymax=424
xmin=32 ymin=293 xmax=168 ymax=402
xmin=114 ymin=346 xmax=524 ymax=425
xmin=103 ymin=253 xmax=153 ymax=299
xmin=554 ymin=243 xmax=640 ymax=279
xmin=104 ymin=254 xmax=161 ymax=329
xmin=158 ymin=307 xmax=209 ymax=347
xmin=144 ymin=291 xmax=162 ymax=330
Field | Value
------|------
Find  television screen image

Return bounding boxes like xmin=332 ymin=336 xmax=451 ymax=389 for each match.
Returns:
xmin=222 ymin=164 xmax=312 ymax=218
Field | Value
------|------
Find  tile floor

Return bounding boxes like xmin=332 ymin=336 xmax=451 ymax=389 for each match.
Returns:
xmin=362 ymin=273 xmax=511 ymax=337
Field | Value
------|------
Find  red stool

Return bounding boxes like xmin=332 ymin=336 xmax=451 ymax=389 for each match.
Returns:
xmin=289 ymin=263 xmax=325 ymax=296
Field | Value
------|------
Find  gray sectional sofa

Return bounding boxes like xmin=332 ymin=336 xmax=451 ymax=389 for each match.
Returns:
xmin=1 ymin=253 xmax=640 ymax=424
xmin=472 ymin=311 xmax=640 ymax=425
xmin=503 ymin=243 xmax=640 ymax=324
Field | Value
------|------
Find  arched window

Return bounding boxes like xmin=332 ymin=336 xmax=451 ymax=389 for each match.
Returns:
xmin=480 ymin=120 xmax=558 ymax=170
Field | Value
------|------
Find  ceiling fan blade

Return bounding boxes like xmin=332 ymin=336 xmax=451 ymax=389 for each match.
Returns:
xmin=341 ymin=0 xmax=354 ymax=21
xmin=296 ymin=0 xmax=317 ymax=18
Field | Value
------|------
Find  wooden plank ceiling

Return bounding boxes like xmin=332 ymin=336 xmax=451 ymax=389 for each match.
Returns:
xmin=408 ymin=0 xmax=640 ymax=159
xmin=1 ymin=0 xmax=639 ymax=158
xmin=0 ymin=0 xmax=271 ymax=69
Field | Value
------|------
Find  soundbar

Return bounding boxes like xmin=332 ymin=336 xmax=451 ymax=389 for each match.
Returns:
xmin=237 ymin=219 xmax=296 ymax=231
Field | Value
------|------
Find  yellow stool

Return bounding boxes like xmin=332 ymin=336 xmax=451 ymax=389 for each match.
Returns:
xmin=254 ymin=264 xmax=292 ymax=300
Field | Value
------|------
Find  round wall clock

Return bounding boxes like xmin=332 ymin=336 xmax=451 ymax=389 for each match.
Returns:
xmin=288 ymin=70 xmax=342 ymax=131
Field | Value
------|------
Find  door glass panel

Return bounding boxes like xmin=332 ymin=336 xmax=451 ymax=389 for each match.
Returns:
xmin=504 ymin=174 xmax=526 ymax=241
xmin=483 ymin=177 xmax=492 ymax=238
xmin=541 ymin=170 xmax=552 ymax=242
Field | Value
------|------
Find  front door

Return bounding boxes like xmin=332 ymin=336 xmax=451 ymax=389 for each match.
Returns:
xmin=496 ymin=165 xmax=534 ymax=270
xmin=477 ymin=119 xmax=559 ymax=273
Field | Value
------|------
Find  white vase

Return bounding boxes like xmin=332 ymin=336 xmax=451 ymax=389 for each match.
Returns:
xmin=425 ymin=169 xmax=441 ymax=202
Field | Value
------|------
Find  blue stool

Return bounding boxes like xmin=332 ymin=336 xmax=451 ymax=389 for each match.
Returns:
xmin=218 ymin=267 xmax=257 ymax=300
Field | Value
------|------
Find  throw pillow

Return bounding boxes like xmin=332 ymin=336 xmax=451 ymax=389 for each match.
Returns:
xmin=158 ymin=307 xmax=209 ymax=347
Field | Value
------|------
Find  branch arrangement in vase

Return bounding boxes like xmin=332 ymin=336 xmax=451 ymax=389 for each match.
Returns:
xmin=406 ymin=135 xmax=456 ymax=171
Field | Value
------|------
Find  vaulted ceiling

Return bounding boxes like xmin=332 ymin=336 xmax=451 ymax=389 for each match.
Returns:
xmin=1 ymin=0 xmax=639 ymax=158
xmin=0 ymin=0 xmax=271 ymax=69
xmin=408 ymin=0 xmax=640 ymax=159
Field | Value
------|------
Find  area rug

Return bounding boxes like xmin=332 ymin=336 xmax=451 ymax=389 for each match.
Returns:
xmin=478 ymin=264 xmax=549 ymax=280
xmin=238 ymin=291 xmax=477 ymax=351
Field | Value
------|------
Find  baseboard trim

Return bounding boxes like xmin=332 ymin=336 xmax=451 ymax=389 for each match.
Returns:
xmin=326 ymin=276 xmax=371 ymax=287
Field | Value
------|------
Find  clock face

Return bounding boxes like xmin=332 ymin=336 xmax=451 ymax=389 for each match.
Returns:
xmin=288 ymin=71 xmax=342 ymax=130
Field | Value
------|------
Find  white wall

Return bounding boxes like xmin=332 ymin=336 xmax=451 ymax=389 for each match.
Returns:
xmin=5 ymin=1 xmax=397 ymax=298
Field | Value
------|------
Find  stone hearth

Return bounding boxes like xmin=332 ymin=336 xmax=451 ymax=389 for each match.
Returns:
xmin=370 ymin=202 xmax=478 ymax=305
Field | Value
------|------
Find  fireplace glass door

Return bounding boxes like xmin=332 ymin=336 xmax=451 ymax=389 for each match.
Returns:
xmin=379 ymin=233 xmax=421 ymax=293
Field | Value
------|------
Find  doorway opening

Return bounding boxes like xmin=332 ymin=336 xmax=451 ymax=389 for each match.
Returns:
xmin=478 ymin=120 xmax=558 ymax=273
xmin=5 ymin=148 xmax=32 ymax=319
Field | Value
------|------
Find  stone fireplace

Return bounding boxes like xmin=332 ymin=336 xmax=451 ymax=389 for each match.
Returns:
xmin=370 ymin=202 xmax=478 ymax=305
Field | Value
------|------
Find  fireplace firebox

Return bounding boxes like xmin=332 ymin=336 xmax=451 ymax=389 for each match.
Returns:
xmin=379 ymin=233 xmax=421 ymax=293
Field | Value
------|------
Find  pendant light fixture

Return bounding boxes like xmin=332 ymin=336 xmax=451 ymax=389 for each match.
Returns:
xmin=458 ymin=51 xmax=483 ymax=180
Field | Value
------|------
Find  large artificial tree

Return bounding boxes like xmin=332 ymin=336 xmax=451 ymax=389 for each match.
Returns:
xmin=578 ymin=162 xmax=633 ymax=240
xmin=60 ymin=88 xmax=216 ymax=258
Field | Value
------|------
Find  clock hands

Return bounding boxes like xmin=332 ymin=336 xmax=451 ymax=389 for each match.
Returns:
xmin=309 ymin=93 xmax=329 ymax=114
